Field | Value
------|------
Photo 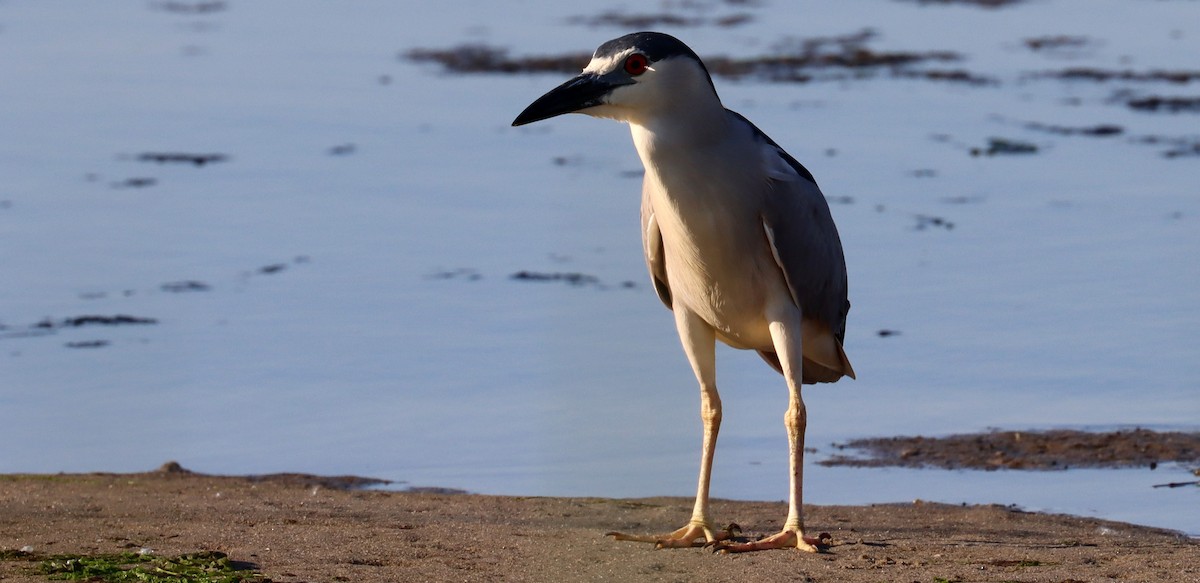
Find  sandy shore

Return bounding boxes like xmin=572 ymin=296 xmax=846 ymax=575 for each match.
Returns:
xmin=1 ymin=468 xmax=1196 ymax=583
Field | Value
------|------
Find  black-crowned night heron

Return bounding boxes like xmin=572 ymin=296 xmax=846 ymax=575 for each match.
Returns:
xmin=512 ymin=32 xmax=855 ymax=553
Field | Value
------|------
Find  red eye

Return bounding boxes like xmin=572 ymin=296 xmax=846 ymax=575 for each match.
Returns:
xmin=624 ymin=53 xmax=649 ymax=76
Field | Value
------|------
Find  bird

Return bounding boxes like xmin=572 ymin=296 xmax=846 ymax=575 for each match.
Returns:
xmin=512 ymin=32 xmax=855 ymax=553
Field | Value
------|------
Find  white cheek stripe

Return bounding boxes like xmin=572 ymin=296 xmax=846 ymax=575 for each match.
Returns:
xmin=582 ymin=47 xmax=637 ymax=74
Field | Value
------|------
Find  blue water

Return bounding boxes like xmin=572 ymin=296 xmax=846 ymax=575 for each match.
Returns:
xmin=2 ymin=1 xmax=1197 ymax=535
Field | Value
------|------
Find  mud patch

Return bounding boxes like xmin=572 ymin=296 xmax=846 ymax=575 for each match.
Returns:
xmin=155 ymin=461 xmax=393 ymax=490
xmin=821 ymin=428 xmax=1200 ymax=470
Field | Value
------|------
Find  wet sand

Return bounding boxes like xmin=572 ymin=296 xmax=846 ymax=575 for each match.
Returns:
xmin=2 ymin=467 xmax=1196 ymax=583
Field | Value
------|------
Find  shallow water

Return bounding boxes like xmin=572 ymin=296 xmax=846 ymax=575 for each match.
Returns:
xmin=2 ymin=1 xmax=1198 ymax=535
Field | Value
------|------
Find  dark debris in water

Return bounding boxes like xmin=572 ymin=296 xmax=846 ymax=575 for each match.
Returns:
xmin=821 ymin=428 xmax=1200 ymax=471
xmin=511 ymin=271 xmax=602 ymax=287
xmin=406 ymin=45 xmax=589 ymax=75
xmin=1023 ymin=35 xmax=1092 ymax=52
xmin=151 ymin=1 xmax=228 ymax=14
xmin=713 ymin=14 xmax=754 ymax=28
xmin=1015 ymin=117 xmax=1197 ymax=158
xmin=971 ymin=137 xmax=1039 ymax=156
xmin=914 ymin=214 xmax=955 ymax=230
xmin=1030 ymin=67 xmax=1200 ymax=84
xmin=36 ymin=315 xmax=158 ymax=329
xmin=699 ymin=29 xmax=965 ymax=81
xmin=1023 ymin=121 xmax=1123 ymax=137
xmin=407 ymin=29 xmax=987 ymax=85
xmin=892 ymin=68 xmax=994 ymax=85
xmin=161 ymin=280 xmax=212 ymax=293
xmin=1133 ymin=135 xmax=1200 ymax=159
xmin=137 ymin=152 xmax=229 ymax=166
xmin=567 ymin=0 xmax=759 ymax=29
xmin=258 ymin=263 xmax=288 ymax=275
xmin=429 ymin=268 xmax=635 ymax=289
xmin=1126 ymin=96 xmax=1200 ymax=113
xmin=234 ymin=258 xmax=304 ymax=279
xmin=65 ymin=340 xmax=111 ymax=349
xmin=897 ymin=0 xmax=1025 ymax=6
xmin=940 ymin=194 xmax=985 ymax=204
xmin=111 ymin=177 xmax=158 ymax=189
xmin=3 ymin=259 xmax=310 ymax=347
xmin=428 ymin=268 xmax=482 ymax=281
xmin=567 ymin=11 xmax=754 ymax=29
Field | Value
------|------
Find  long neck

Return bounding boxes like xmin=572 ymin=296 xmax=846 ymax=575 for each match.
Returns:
xmin=628 ymin=98 xmax=729 ymax=175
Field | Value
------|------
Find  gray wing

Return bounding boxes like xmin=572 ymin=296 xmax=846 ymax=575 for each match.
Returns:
xmin=729 ymin=108 xmax=849 ymax=342
xmin=762 ymin=166 xmax=850 ymax=343
xmin=732 ymin=110 xmax=854 ymax=381
xmin=640 ymin=181 xmax=672 ymax=309
xmin=761 ymin=172 xmax=855 ymax=382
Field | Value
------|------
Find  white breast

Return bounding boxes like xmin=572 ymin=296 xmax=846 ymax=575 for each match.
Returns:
xmin=633 ymin=120 xmax=791 ymax=350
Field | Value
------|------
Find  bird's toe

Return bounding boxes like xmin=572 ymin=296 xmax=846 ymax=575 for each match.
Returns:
xmin=607 ymin=521 xmax=738 ymax=549
xmin=716 ymin=528 xmax=831 ymax=554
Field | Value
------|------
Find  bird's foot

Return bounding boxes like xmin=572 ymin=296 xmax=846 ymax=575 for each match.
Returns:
xmin=711 ymin=528 xmax=831 ymax=553
xmin=606 ymin=521 xmax=739 ymax=549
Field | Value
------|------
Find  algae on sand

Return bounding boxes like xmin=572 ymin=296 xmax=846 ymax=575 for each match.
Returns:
xmin=35 ymin=551 xmax=268 ymax=583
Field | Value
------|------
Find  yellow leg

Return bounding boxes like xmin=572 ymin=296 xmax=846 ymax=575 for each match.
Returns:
xmin=607 ymin=308 xmax=728 ymax=548
xmin=717 ymin=314 xmax=823 ymax=553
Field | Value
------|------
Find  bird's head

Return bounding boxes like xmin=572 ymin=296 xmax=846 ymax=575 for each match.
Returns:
xmin=512 ymin=32 xmax=718 ymax=127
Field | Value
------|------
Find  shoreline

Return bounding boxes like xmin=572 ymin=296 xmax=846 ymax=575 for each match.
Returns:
xmin=3 ymin=468 xmax=1196 ymax=582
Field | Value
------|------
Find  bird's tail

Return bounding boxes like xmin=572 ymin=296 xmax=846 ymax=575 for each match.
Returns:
xmin=757 ymin=319 xmax=856 ymax=384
